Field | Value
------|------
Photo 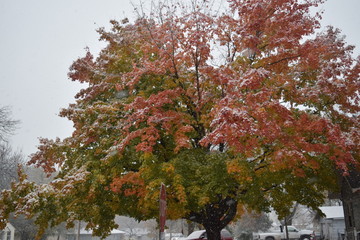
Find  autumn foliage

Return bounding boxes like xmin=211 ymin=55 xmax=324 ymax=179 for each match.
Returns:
xmin=1 ymin=0 xmax=359 ymax=239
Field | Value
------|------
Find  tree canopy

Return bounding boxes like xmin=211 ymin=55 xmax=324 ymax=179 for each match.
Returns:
xmin=1 ymin=0 xmax=359 ymax=240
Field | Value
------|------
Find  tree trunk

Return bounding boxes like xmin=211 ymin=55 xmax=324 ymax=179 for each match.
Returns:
xmin=284 ymin=202 xmax=299 ymax=226
xmin=187 ymin=197 xmax=237 ymax=240
xmin=284 ymin=219 xmax=289 ymax=240
xmin=187 ymin=221 xmax=195 ymax=236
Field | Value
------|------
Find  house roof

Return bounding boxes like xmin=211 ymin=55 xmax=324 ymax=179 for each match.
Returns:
xmin=319 ymin=206 xmax=344 ymax=219
xmin=77 ymin=229 xmax=126 ymax=235
xmin=1 ymin=223 xmax=15 ymax=232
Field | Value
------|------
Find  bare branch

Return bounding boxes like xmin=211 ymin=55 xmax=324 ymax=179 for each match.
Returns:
xmin=0 ymin=106 xmax=20 ymax=142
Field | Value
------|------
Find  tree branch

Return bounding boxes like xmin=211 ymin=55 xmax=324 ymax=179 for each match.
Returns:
xmin=267 ymin=54 xmax=301 ymax=66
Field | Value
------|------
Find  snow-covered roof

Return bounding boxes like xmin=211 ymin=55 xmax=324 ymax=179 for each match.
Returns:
xmin=4 ymin=223 xmax=15 ymax=231
xmin=78 ymin=229 xmax=126 ymax=235
xmin=319 ymin=206 xmax=344 ymax=219
xmin=186 ymin=230 xmax=205 ymax=239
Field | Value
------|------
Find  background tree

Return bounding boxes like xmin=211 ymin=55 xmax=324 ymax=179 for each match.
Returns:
xmin=0 ymin=143 xmax=23 ymax=190
xmin=0 ymin=106 xmax=19 ymax=143
xmin=0 ymin=1 xmax=359 ymax=240
xmin=229 ymin=210 xmax=272 ymax=240
xmin=0 ymin=106 xmax=37 ymax=240
xmin=0 ymin=106 xmax=22 ymax=190
xmin=0 ymin=107 xmax=64 ymax=240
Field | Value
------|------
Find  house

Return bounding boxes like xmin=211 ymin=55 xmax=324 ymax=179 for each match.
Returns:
xmin=318 ymin=206 xmax=345 ymax=240
xmin=0 ymin=223 xmax=15 ymax=240
xmin=341 ymin=169 xmax=360 ymax=240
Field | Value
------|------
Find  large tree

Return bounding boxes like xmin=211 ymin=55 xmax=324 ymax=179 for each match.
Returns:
xmin=1 ymin=0 xmax=359 ymax=240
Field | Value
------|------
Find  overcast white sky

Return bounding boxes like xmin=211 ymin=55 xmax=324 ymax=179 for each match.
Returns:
xmin=0 ymin=0 xmax=359 ymax=159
